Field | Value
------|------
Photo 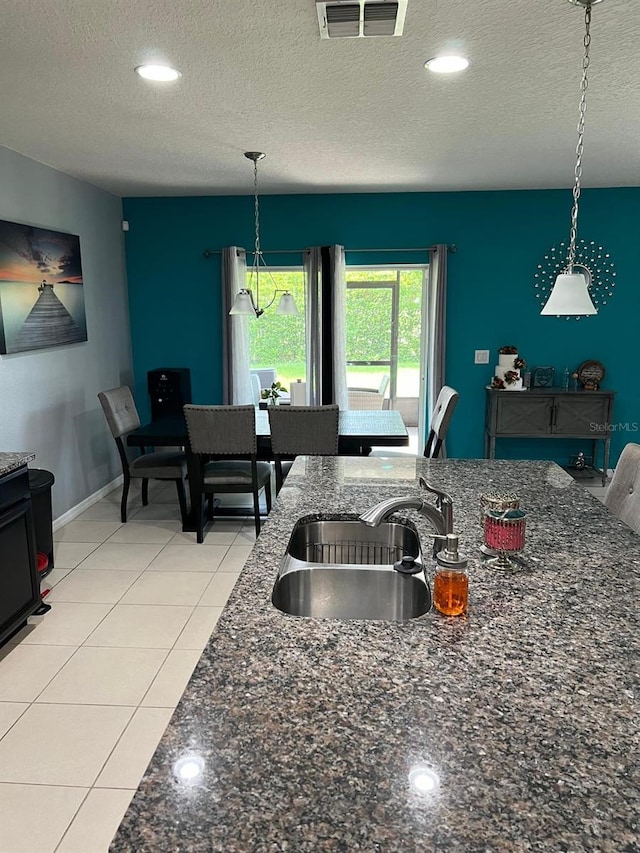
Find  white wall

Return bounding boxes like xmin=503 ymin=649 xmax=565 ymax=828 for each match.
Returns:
xmin=0 ymin=147 xmax=132 ymax=518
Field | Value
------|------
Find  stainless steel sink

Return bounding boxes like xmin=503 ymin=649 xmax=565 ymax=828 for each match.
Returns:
xmin=272 ymin=516 xmax=431 ymax=622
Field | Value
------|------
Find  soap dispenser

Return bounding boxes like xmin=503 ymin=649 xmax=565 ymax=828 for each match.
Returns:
xmin=433 ymin=534 xmax=468 ymax=617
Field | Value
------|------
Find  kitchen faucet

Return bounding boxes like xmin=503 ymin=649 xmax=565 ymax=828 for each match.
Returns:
xmin=359 ymin=477 xmax=454 ymax=556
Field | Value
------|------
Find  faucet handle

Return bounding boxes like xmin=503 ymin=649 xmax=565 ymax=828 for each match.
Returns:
xmin=419 ymin=477 xmax=453 ymax=506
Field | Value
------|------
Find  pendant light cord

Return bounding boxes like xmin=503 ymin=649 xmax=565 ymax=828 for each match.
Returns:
xmin=252 ymin=157 xmax=262 ymax=309
xmin=568 ymin=2 xmax=592 ymax=272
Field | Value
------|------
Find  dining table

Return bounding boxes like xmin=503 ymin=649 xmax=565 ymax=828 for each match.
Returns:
xmin=127 ymin=408 xmax=409 ymax=529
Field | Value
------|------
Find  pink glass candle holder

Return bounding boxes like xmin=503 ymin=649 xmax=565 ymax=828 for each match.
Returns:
xmin=483 ymin=509 xmax=526 ymax=572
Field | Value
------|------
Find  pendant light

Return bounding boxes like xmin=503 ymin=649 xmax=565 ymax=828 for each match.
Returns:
xmin=229 ymin=153 xmax=299 ymax=318
xmin=541 ymin=0 xmax=603 ymax=317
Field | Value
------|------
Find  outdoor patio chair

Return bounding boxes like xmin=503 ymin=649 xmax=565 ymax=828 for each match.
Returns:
xmin=347 ymin=375 xmax=389 ymax=410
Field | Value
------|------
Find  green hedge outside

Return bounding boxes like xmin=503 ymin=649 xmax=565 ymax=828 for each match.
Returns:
xmin=249 ymin=269 xmax=424 ymax=371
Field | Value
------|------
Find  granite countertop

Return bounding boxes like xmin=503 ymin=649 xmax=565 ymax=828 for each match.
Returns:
xmin=111 ymin=457 xmax=640 ymax=853
xmin=0 ymin=452 xmax=36 ymax=477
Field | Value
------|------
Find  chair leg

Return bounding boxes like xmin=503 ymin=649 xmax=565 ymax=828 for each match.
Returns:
xmin=121 ymin=473 xmax=131 ymax=523
xmin=207 ymin=494 xmax=214 ymax=520
xmin=141 ymin=478 xmax=149 ymax=506
xmin=275 ymin=458 xmax=283 ymax=496
xmin=175 ymin=478 xmax=188 ymax=527
xmin=252 ymin=485 xmax=261 ymax=537
xmin=265 ymin=478 xmax=272 ymax=513
xmin=196 ymin=494 xmax=206 ymax=544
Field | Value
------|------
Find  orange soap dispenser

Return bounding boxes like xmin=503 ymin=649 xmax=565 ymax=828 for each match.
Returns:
xmin=433 ymin=533 xmax=468 ymax=617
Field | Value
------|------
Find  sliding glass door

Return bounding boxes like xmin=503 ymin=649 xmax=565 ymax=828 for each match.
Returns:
xmin=345 ymin=267 xmax=428 ymax=448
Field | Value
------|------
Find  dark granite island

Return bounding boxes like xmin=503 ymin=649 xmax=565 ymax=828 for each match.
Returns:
xmin=111 ymin=457 xmax=640 ymax=853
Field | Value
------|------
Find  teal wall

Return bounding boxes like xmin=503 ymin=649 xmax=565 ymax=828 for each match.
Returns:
xmin=123 ymin=187 xmax=639 ymax=465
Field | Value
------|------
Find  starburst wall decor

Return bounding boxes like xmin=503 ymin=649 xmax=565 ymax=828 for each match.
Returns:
xmin=534 ymin=239 xmax=617 ymax=320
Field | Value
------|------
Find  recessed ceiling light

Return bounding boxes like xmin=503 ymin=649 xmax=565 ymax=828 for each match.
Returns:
xmin=425 ymin=55 xmax=470 ymax=74
xmin=135 ymin=64 xmax=181 ymax=82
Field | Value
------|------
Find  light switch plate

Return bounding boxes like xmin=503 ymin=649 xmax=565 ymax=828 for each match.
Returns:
xmin=474 ymin=350 xmax=490 ymax=365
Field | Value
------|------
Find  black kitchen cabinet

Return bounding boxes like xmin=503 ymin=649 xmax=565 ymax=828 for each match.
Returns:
xmin=0 ymin=466 xmax=41 ymax=646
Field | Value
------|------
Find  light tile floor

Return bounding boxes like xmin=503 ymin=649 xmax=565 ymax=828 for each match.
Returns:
xmin=0 ymin=481 xmax=254 ymax=853
xmin=0 ymin=472 xmax=610 ymax=852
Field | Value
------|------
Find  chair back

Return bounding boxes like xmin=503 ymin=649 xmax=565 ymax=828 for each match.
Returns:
xmin=424 ymin=385 xmax=459 ymax=458
xmin=98 ymin=386 xmax=141 ymax=439
xmin=250 ymin=374 xmax=262 ymax=405
xmin=604 ymin=442 xmax=640 ymax=534
xmin=268 ymin=405 xmax=339 ymax=456
xmin=378 ymin=375 xmax=390 ymax=396
xmin=184 ymin=405 xmax=257 ymax=455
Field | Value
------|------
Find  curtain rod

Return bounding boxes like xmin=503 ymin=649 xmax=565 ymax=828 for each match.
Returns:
xmin=202 ymin=245 xmax=456 ymax=258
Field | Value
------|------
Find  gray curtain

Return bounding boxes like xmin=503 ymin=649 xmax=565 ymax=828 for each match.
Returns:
xmin=330 ymin=245 xmax=348 ymax=410
xmin=304 ymin=247 xmax=322 ymax=405
xmin=427 ymin=243 xmax=448 ymax=434
xmin=221 ymin=247 xmax=252 ymax=405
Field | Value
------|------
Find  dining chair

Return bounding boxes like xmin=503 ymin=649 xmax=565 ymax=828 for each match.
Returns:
xmin=268 ymin=404 xmax=340 ymax=494
xmin=423 ymin=385 xmax=459 ymax=458
xmin=603 ymin=442 xmax=640 ymax=534
xmin=98 ymin=386 xmax=188 ymax=524
xmin=183 ymin=404 xmax=272 ymax=542
xmin=369 ymin=385 xmax=459 ymax=459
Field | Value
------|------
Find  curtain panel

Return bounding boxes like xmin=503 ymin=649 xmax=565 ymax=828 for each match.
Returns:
xmin=221 ymin=247 xmax=253 ymax=405
xmin=329 ymin=245 xmax=348 ymax=411
xmin=427 ymin=244 xmax=448 ymax=449
xmin=303 ymin=247 xmax=322 ymax=406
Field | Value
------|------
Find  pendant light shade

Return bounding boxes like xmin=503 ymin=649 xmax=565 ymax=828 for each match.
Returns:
xmin=229 ymin=289 xmax=257 ymax=315
xmin=540 ymin=273 xmax=597 ymax=316
xmin=541 ymin=0 xmax=603 ymax=317
xmin=275 ymin=292 xmax=299 ymax=315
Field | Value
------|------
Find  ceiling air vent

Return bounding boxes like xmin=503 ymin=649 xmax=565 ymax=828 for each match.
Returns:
xmin=316 ymin=0 xmax=407 ymax=39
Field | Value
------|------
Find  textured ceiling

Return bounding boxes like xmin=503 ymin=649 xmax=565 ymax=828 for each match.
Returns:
xmin=0 ymin=0 xmax=638 ymax=197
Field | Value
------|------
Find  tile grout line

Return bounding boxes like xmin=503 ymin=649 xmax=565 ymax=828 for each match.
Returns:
xmin=51 ymin=786 xmax=93 ymax=853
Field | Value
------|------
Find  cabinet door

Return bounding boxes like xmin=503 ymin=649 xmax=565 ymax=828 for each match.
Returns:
xmin=0 ymin=499 xmax=39 ymax=646
xmin=496 ymin=396 xmax=553 ymax=435
xmin=553 ymin=396 xmax=610 ymax=435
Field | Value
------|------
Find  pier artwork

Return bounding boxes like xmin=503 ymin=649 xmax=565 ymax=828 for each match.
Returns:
xmin=0 ymin=218 xmax=87 ymax=353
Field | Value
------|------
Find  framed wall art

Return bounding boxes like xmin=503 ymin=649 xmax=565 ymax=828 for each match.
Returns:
xmin=0 ymin=218 xmax=87 ymax=354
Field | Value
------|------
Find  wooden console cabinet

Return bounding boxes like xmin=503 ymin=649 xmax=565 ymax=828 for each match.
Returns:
xmin=484 ymin=387 xmax=615 ymax=486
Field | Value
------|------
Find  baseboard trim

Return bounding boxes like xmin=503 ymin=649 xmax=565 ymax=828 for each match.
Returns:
xmin=53 ymin=475 xmax=123 ymax=531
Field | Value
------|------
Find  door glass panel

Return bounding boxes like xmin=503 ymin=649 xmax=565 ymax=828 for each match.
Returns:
xmin=346 ymin=286 xmax=392 ymax=369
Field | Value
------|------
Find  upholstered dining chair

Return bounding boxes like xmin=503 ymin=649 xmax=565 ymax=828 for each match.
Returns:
xmin=268 ymin=404 xmax=340 ymax=494
xmin=98 ymin=386 xmax=188 ymax=524
xmin=369 ymin=385 xmax=459 ymax=459
xmin=603 ymin=442 xmax=640 ymax=534
xmin=183 ymin=404 xmax=272 ymax=542
xmin=423 ymin=385 xmax=459 ymax=458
